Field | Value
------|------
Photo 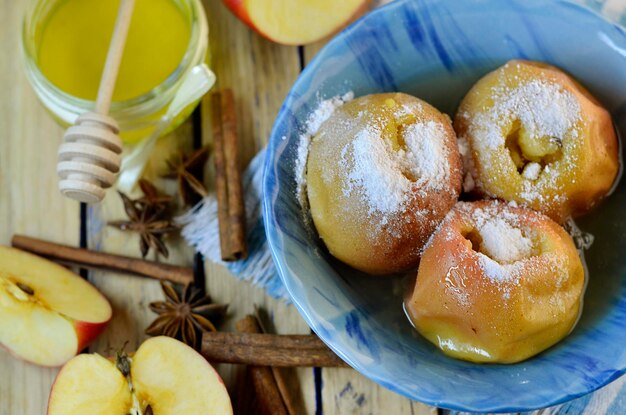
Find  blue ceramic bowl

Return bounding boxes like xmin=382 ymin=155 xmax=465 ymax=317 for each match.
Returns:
xmin=263 ymin=0 xmax=626 ymax=412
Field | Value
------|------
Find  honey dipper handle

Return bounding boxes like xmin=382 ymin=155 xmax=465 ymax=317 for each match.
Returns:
xmin=56 ymin=0 xmax=135 ymax=203
xmin=95 ymin=0 xmax=135 ymax=114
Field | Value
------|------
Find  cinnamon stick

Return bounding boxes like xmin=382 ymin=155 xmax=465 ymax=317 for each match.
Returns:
xmin=11 ymin=235 xmax=193 ymax=285
xmin=201 ymin=331 xmax=348 ymax=367
xmin=236 ymin=316 xmax=288 ymax=415
xmin=254 ymin=309 xmax=300 ymax=415
xmin=211 ymin=89 xmax=247 ymax=261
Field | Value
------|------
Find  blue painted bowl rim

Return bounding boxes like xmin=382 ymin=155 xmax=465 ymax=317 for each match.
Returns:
xmin=262 ymin=0 xmax=626 ymax=411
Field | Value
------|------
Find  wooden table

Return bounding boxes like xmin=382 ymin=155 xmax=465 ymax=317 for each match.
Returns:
xmin=0 ymin=1 xmax=624 ymax=414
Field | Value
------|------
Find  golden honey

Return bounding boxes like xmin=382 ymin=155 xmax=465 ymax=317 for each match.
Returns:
xmin=36 ymin=0 xmax=191 ymax=102
xmin=23 ymin=0 xmax=209 ymax=143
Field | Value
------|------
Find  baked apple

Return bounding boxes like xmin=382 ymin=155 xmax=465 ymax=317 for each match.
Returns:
xmin=307 ymin=93 xmax=462 ymax=274
xmin=405 ymin=200 xmax=585 ymax=363
xmin=455 ymin=60 xmax=619 ymax=223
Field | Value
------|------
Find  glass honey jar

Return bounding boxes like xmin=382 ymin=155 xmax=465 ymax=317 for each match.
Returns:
xmin=22 ymin=0 xmax=211 ymax=144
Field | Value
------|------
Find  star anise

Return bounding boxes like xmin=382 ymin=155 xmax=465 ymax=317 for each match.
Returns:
xmin=145 ymin=282 xmax=228 ymax=350
xmin=136 ymin=179 xmax=174 ymax=212
xmin=163 ymin=146 xmax=210 ymax=206
xmin=108 ymin=191 xmax=179 ymax=258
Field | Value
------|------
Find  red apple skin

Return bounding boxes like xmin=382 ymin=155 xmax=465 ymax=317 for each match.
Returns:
xmin=74 ymin=319 xmax=111 ymax=354
xmin=223 ymin=0 xmax=254 ymax=28
xmin=222 ymin=0 xmax=277 ymax=44
xmin=1 ymin=317 xmax=111 ymax=368
xmin=222 ymin=0 xmax=369 ymax=45
xmin=0 ymin=309 xmax=111 ymax=368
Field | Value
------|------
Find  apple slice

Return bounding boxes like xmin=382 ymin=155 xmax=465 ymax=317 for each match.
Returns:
xmin=47 ymin=354 xmax=132 ymax=415
xmin=131 ymin=336 xmax=233 ymax=414
xmin=223 ymin=0 xmax=368 ymax=45
xmin=0 ymin=246 xmax=111 ymax=366
xmin=48 ymin=336 xmax=233 ymax=415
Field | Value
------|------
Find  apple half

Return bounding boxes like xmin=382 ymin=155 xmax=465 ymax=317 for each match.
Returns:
xmin=48 ymin=336 xmax=233 ymax=415
xmin=223 ymin=0 xmax=369 ymax=45
xmin=0 ymin=246 xmax=111 ymax=366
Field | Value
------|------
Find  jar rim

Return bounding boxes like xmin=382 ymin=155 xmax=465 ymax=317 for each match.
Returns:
xmin=21 ymin=0 xmax=208 ymax=115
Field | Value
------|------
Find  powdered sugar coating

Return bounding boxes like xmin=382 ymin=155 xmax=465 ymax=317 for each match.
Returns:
xmin=421 ymin=200 xmax=579 ymax=301
xmin=343 ymin=127 xmax=408 ymax=215
xmin=305 ymin=93 xmax=462 ymax=274
xmin=458 ymin=76 xmax=582 ymax=206
xmin=521 ymin=162 xmax=542 ymax=180
xmin=455 ymin=201 xmax=536 ymax=283
xmin=294 ymin=92 xmax=354 ymax=208
xmin=342 ymin=120 xmax=451 ymax=216
xmin=478 ymin=215 xmax=532 ymax=264
xmin=457 ymin=135 xmax=476 ymax=192
xmin=452 ymin=60 xmax=619 ymax=222
xmin=457 ymin=63 xmax=583 ymax=204
xmin=404 ymin=121 xmax=451 ymax=189
xmin=469 ymin=79 xmax=581 ymax=150
xmin=406 ymin=199 xmax=585 ymax=363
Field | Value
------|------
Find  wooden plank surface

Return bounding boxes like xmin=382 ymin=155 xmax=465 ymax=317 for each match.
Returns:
xmin=1 ymin=0 xmax=626 ymax=414
xmin=0 ymin=1 xmax=78 ymax=414
xmin=202 ymin=2 xmax=317 ymax=414
xmin=85 ymin=122 xmax=196 ymax=354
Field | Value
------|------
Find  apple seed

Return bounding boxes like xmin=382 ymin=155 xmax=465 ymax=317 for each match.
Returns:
xmin=16 ymin=282 xmax=34 ymax=296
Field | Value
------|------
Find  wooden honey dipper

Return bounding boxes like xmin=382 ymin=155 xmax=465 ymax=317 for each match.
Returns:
xmin=57 ymin=0 xmax=136 ymax=204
